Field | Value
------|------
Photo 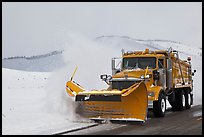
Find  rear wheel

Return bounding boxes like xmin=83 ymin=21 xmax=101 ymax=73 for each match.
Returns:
xmin=153 ymin=93 xmax=166 ymax=117
xmin=185 ymin=90 xmax=192 ymax=109
xmin=171 ymin=90 xmax=185 ymax=111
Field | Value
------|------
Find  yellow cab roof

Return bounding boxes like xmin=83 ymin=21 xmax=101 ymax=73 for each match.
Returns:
xmin=123 ymin=49 xmax=168 ymax=58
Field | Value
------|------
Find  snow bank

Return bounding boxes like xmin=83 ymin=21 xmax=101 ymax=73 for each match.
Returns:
xmin=2 ymin=68 xmax=92 ymax=135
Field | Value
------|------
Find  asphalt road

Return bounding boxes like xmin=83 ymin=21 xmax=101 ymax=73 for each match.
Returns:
xmin=64 ymin=105 xmax=202 ymax=135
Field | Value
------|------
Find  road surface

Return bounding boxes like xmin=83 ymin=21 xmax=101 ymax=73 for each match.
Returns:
xmin=59 ymin=105 xmax=202 ymax=135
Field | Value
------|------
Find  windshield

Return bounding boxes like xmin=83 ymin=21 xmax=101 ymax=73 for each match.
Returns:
xmin=123 ymin=57 xmax=156 ymax=69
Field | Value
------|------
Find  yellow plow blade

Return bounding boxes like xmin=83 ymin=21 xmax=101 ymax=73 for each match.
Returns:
xmin=75 ymin=82 xmax=148 ymax=122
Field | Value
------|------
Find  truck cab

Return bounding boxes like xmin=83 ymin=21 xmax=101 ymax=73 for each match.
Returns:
xmin=106 ymin=48 xmax=194 ymax=117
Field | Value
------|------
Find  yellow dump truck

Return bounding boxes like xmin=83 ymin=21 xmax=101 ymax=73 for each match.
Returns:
xmin=66 ymin=48 xmax=196 ymax=122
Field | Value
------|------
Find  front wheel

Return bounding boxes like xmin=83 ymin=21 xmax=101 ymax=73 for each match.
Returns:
xmin=153 ymin=93 xmax=166 ymax=117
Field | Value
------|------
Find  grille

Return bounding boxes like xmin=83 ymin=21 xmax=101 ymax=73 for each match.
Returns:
xmin=111 ymin=81 xmax=137 ymax=90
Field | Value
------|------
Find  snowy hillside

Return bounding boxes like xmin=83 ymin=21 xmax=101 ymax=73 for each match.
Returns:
xmin=95 ymin=35 xmax=202 ymax=59
xmin=2 ymin=35 xmax=202 ymax=135
xmin=2 ymin=50 xmax=65 ymax=72
xmin=2 ymin=36 xmax=201 ymax=73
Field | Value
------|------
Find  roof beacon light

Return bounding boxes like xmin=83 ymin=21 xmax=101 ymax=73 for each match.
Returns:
xmin=187 ymin=57 xmax=191 ymax=61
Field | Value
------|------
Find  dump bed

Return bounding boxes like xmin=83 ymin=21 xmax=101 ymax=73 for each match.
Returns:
xmin=171 ymin=56 xmax=192 ymax=89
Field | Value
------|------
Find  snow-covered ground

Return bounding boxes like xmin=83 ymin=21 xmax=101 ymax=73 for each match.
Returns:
xmin=2 ymin=68 xmax=96 ymax=135
xmin=2 ymin=35 xmax=202 ymax=135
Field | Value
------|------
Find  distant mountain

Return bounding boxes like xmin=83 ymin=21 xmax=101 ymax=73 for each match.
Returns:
xmin=2 ymin=35 xmax=202 ymax=72
xmin=95 ymin=35 xmax=202 ymax=59
xmin=2 ymin=50 xmax=65 ymax=72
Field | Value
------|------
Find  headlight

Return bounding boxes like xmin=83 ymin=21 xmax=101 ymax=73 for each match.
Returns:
xmin=145 ymin=74 xmax=150 ymax=78
xmin=148 ymin=92 xmax=155 ymax=97
xmin=141 ymin=75 xmax=150 ymax=79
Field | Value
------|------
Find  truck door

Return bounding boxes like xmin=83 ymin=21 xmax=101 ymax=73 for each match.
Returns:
xmin=158 ymin=58 xmax=166 ymax=89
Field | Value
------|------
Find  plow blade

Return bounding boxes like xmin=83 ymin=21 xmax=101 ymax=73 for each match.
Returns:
xmin=74 ymin=82 xmax=148 ymax=122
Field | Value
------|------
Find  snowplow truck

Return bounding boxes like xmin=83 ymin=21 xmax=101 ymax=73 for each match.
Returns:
xmin=66 ymin=48 xmax=196 ymax=122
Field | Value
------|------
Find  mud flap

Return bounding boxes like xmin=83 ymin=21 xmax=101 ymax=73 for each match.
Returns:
xmin=76 ymin=82 xmax=148 ymax=122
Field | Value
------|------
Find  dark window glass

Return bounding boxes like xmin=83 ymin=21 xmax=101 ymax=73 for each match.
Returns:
xmin=123 ymin=57 xmax=156 ymax=69
xmin=158 ymin=59 xmax=164 ymax=68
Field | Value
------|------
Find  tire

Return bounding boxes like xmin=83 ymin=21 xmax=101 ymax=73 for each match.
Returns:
xmin=153 ymin=93 xmax=166 ymax=117
xmin=173 ymin=90 xmax=185 ymax=111
xmin=185 ymin=90 xmax=192 ymax=109
xmin=190 ymin=94 xmax=193 ymax=105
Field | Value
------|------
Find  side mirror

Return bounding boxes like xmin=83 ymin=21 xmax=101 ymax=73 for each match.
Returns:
xmin=100 ymin=74 xmax=112 ymax=85
xmin=111 ymin=57 xmax=122 ymax=75
xmin=112 ymin=59 xmax=115 ymax=71
xmin=100 ymin=74 xmax=107 ymax=81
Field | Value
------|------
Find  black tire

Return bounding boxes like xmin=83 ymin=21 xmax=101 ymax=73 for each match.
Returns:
xmin=185 ymin=90 xmax=192 ymax=109
xmin=171 ymin=90 xmax=185 ymax=111
xmin=190 ymin=94 xmax=193 ymax=105
xmin=153 ymin=93 xmax=166 ymax=117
